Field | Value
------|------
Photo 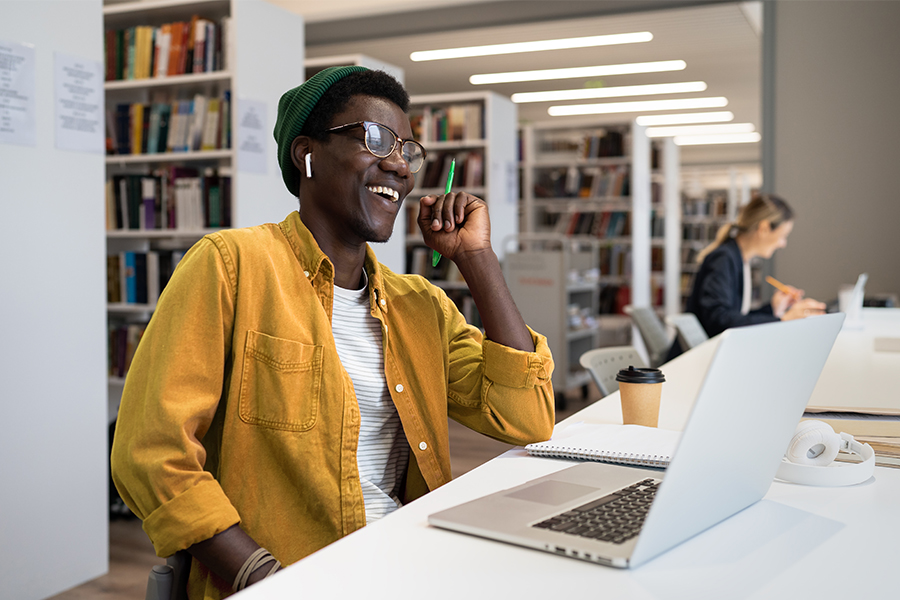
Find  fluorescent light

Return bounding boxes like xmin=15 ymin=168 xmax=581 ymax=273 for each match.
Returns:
xmin=636 ymin=111 xmax=734 ymax=126
xmin=548 ymin=97 xmax=728 ymax=116
xmin=511 ymin=81 xmax=707 ymax=103
xmin=674 ymin=132 xmax=761 ymax=145
xmin=647 ymin=123 xmax=756 ymax=137
xmin=411 ymin=32 xmax=653 ymax=62
xmin=470 ymin=60 xmax=686 ymax=85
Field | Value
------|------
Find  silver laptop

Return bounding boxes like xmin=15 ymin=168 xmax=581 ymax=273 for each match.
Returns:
xmin=429 ymin=314 xmax=845 ymax=568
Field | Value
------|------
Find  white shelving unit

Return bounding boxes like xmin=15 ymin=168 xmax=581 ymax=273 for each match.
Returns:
xmin=503 ymin=235 xmax=601 ymax=408
xmin=658 ymin=137 xmax=681 ymax=318
xmin=404 ymin=91 xmax=518 ymax=325
xmin=103 ymin=0 xmax=304 ymax=421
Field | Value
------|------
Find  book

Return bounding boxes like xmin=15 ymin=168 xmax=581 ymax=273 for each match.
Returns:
xmin=525 ymin=423 xmax=680 ymax=468
xmin=122 ymin=251 xmax=137 ymax=303
xmin=188 ymin=93 xmax=207 ymax=151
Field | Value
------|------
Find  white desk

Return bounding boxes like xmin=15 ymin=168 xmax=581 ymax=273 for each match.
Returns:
xmin=238 ymin=330 xmax=900 ymax=599
xmin=808 ymin=308 xmax=900 ymax=414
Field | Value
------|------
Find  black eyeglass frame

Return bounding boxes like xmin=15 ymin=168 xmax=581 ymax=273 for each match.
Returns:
xmin=324 ymin=120 xmax=427 ymax=173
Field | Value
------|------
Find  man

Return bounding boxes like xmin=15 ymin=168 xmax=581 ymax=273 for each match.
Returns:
xmin=112 ymin=67 xmax=555 ymax=598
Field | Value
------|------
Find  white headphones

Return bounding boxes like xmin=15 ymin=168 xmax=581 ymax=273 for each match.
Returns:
xmin=775 ymin=420 xmax=875 ymax=486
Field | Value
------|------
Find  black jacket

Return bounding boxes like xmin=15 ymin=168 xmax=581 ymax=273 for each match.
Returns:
xmin=686 ymin=238 xmax=777 ymax=337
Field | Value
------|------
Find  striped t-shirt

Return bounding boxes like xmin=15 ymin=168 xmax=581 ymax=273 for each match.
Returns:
xmin=331 ymin=279 xmax=409 ymax=523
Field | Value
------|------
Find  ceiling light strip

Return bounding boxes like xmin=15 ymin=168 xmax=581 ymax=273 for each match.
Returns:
xmin=470 ymin=60 xmax=686 ymax=85
xmin=647 ymin=123 xmax=756 ymax=137
xmin=411 ymin=32 xmax=653 ymax=62
xmin=548 ymin=97 xmax=729 ymax=116
xmin=512 ymin=81 xmax=707 ymax=103
xmin=674 ymin=132 xmax=762 ymax=146
xmin=635 ymin=111 xmax=734 ymax=126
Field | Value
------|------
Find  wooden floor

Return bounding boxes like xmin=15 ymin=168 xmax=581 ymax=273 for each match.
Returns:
xmin=50 ymin=389 xmax=595 ymax=599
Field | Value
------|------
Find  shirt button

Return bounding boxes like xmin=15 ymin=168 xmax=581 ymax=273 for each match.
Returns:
xmin=395 ymin=384 xmax=404 ymax=393
xmin=380 ymin=298 xmax=386 ymax=307
xmin=303 ymin=270 xmax=310 ymax=278
xmin=419 ymin=442 xmax=428 ymax=451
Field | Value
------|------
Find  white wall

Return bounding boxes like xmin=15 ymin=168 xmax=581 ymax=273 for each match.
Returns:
xmin=0 ymin=1 xmax=108 ymax=598
xmin=232 ymin=0 xmax=306 ymax=228
xmin=766 ymin=0 xmax=900 ymax=302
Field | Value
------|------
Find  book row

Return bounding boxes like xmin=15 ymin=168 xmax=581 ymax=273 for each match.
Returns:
xmin=415 ymin=150 xmax=484 ymax=190
xmin=598 ymin=282 xmax=665 ymax=315
xmin=599 ymin=244 xmax=631 ymax=278
xmin=682 ymin=221 xmax=721 ymax=242
xmin=107 ymin=249 xmax=185 ymax=306
xmin=104 ymin=15 xmax=231 ymax=81
xmin=535 ymin=129 xmax=627 ymax=159
xmin=534 ymin=165 xmax=631 ymax=199
xmin=409 ymin=103 xmax=484 ymax=143
xmin=105 ymin=168 xmax=232 ymax=232
xmin=106 ymin=91 xmax=232 ymax=155
xmin=598 ymin=244 xmax=663 ymax=276
xmin=108 ymin=322 xmax=147 ymax=378
xmin=683 ymin=194 xmax=728 ymax=217
xmin=554 ymin=210 xmax=665 ymax=239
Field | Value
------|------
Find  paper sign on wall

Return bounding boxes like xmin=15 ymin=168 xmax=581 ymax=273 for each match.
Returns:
xmin=54 ymin=52 xmax=104 ymax=153
xmin=237 ymin=98 xmax=268 ymax=174
xmin=0 ymin=39 xmax=36 ymax=147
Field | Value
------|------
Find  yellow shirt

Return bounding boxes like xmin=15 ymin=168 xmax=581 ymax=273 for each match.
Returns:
xmin=111 ymin=211 xmax=555 ymax=598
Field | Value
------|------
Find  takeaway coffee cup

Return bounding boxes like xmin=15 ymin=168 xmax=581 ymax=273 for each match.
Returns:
xmin=616 ymin=366 xmax=666 ymax=427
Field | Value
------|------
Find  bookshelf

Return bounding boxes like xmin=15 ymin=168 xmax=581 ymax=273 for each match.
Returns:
xmin=518 ymin=120 xmax=657 ymax=359
xmin=102 ymin=0 xmax=304 ymax=419
xmin=405 ymin=91 xmax=518 ymax=326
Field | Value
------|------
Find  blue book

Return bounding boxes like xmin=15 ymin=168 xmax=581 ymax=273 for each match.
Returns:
xmin=124 ymin=251 xmax=137 ymax=303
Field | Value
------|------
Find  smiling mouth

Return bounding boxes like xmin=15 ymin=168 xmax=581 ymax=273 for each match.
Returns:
xmin=366 ymin=185 xmax=400 ymax=203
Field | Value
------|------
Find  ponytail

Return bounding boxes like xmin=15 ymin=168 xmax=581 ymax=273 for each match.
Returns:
xmin=696 ymin=222 xmax=737 ymax=263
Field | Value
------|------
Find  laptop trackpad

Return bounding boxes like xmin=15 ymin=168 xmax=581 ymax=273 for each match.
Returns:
xmin=505 ymin=481 xmax=601 ymax=506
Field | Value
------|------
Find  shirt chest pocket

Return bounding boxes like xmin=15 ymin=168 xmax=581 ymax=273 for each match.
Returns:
xmin=239 ymin=330 xmax=323 ymax=432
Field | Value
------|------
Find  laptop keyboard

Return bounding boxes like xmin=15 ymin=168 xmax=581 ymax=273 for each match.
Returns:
xmin=532 ymin=478 xmax=660 ymax=545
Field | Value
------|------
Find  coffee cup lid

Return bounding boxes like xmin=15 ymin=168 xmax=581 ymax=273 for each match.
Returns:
xmin=616 ymin=366 xmax=665 ymax=384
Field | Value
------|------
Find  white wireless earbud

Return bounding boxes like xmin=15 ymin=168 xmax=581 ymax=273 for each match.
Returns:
xmin=776 ymin=420 xmax=875 ymax=486
xmin=305 ymin=152 xmax=313 ymax=179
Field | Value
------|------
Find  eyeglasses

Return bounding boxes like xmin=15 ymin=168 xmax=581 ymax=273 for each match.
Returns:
xmin=325 ymin=121 xmax=427 ymax=173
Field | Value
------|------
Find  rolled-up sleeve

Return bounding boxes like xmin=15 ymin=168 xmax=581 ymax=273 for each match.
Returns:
xmin=444 ymin=294 xmax=555 ymax=445
xmin=110 ymin=238 xmax=241 ymax=557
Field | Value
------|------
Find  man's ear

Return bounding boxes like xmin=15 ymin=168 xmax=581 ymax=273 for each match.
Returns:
xmin=290 ymin=136 xmax=312 ymax=171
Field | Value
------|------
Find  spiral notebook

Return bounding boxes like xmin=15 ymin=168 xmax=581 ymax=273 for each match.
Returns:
xmin=525 ymin=423 xmax=681 ymax=468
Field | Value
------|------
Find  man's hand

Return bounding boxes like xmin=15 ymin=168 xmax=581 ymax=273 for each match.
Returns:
xmin=417 ymin=192 xmax=491 ymax=263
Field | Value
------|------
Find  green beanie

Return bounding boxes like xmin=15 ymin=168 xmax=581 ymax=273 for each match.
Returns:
xmin=273 ymin=65 xmax=369 ymax=196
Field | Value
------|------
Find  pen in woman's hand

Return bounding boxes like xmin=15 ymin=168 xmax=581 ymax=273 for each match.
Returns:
xmin=766 ymin=275 xmax=802 ymax=301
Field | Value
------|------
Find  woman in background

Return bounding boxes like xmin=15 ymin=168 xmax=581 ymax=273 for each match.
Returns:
xmin=685 ymin=193 xmax=826 ymax=339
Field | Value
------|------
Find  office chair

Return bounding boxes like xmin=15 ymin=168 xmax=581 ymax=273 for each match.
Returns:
xmin=579 ymin=345 xmax=646 ymax=398
xmin=665 ymin=312 xmax=709 ymax=351
xmin=623 ymin=305 xmax=671 ymax=368
xmin=146 ymin=550 xmax=190 ymax=600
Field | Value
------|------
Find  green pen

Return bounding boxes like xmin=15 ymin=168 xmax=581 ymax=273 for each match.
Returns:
xmin=432 ymin=157 xmax=456 ymax=267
